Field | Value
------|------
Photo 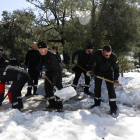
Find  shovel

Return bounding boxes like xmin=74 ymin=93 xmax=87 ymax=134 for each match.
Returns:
xmin=41 ymin=72 xmax=77 ymax=100
xmin=77 ymin=64 xmax=122 ymax=87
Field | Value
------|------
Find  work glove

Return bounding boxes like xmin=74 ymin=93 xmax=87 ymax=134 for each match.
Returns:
xmin=114 ymin=80 xmax=119 ymax=86
xmin=41 ymin=66 xmax=47 ymax=71
xmin=86 ymin=71 xmax=92 ymax=76
xmin=52 ymin=86 xmax=58 ymax=93
xmin=24 ymin=65 xmax=27 ymax=71
xmin=54 ymin=86 xmax=58 ymax=91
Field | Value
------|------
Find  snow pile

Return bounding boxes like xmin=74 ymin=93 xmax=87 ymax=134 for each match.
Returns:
xmin=0 ymin=108 xmax=140 ymax=140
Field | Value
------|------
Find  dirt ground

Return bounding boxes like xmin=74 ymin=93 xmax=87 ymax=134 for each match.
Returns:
xmin=0 ymin=83 xmax=93 ymax=113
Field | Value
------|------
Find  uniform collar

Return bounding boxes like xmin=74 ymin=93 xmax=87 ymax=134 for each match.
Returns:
xmin=51 ymin=51 xmax=56 ymax=55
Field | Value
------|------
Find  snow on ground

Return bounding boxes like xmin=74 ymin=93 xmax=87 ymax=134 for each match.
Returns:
xmin=1 ymin=72 xmax=140 ymax=140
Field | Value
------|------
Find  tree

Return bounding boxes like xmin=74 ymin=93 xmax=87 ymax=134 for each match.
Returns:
xmin=118 ymin=56 xmax=135 ymax=77
xmin=26 ymin=0 xmax=92 ymax=61
xmin=94 ymin=0 xmax=140 ymax=56
xmin=0 ymin=9 xmax=36 ymax=64
xmin=26 ymin=0 xmax=140 ymax=74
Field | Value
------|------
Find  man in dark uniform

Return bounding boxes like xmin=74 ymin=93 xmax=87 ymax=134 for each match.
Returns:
xmin=86 ymin=45 xmax=120 ymax=117
xmin=71 ymin=45 xmax=94 ymax=95
xmin=37 ymin=41 xmax=63 ymax=112
xmin=24 ymin=42 xmax=40 ymax=96
xmin=0 ymin=49 xmax=32 ymax=110
xmin=9 ymin=54 xmax=19 ymax=67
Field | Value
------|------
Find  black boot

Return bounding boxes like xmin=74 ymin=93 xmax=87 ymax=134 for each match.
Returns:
xmin=56 ymin=97 xmax=63 ymax=112
xmin=17 ymin=98 xmax=24 ymax=109
xmin=109 ymin=101 xmax=119 ymax=118
xmin=44 ymin=99 xmax=56 ymax=111
xmin=56 ymin=102 xmax=63 ymax=112
xmin=110 ymin=108 xmax=119 ymax=118
xmin=25 ymin=87 xmax=32 ymax=97
xmin=91 ymin=98 xmax=101 ymax=109
xmin=33 ymin=86 xmax=38 ymax=95
xmin=84 ymin=87 xmax=91 ymax=95
xmin=12 ymin=103 xmax=21 ymax=110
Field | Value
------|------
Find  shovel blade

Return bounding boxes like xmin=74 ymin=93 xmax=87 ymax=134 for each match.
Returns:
xmin=54 ymin=87 xmax=77 ymax=100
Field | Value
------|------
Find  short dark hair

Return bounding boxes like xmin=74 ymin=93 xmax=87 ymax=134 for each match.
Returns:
xmin=102 ymin=45 xmax=112 ymax=52
xmin=52 ymin=46 xmax=58 ymax=52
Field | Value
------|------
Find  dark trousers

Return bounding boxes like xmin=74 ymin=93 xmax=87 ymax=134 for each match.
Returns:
xmin=94 ymin=73 xmax=116 ymax=99
xmin=44 ymin=73 xmax=54 ymax=97
xmin=73 ymin=66 xmax=90 ymax=86
xmin=56 ymin=67 xmax=63 ymax=109
xmin=44 ymin=72 xmax=56 ymax=108
xmin=8 ymin=80 xmax=26 ymax=103
xmin=0 ymin=66 xmax=29 ymax=104
xmin=94 ymin=72 xmax=117 ymax=111
xmin=44 ymin=71 xmax=63 ymax=109
xmin=56 ymin=67 xmax=63 ymax=90
xmin=28 ymin=68 xmax=39 ymax=86
xmin=27 ymin=68 xmax=39 ymax=94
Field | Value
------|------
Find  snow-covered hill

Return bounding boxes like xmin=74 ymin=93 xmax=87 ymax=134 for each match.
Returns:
xmin=0 ymin=71 xmax=140 ymax=140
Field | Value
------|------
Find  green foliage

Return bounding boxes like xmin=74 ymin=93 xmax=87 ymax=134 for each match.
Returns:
xmin=90 ymin=0 xmax=140 ymax=56
xmin=118 ymin=56 xmax=135 ymax=76
xmin=26 ymin=0 xmax=91 ymax=50
xmin=0 ymin=0 xmax=140 ymax=73
xmin=0 ymin=9 xmax=36 ymax=64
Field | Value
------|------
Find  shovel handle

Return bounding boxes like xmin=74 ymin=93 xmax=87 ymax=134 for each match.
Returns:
xmin=97 ymin=76 xmax=122 ymax=86
xmin=0 ymin=93 xmax=8 ymax=106
xmin=41 ymin=72 xmax=52 ymax=85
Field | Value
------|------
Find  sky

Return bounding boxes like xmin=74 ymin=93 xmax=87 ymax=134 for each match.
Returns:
xmin=0 ymin=0 xmax=44 ymax=20
xmin=0 ymin=0 xmax=91 ymax=25
xmin=1 ymin=69 xmax=140 ymax=139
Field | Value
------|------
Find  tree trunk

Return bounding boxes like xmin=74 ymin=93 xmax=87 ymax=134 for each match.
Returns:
xmin=91 ymin=0 xmax=95 ymax=39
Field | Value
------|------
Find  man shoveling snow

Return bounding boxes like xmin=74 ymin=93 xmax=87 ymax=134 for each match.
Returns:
xmin=37 ymin=41 xmax=77 ymax=112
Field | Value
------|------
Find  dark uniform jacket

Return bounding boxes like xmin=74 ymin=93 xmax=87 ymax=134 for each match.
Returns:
xmin=0 ymin=54 xmax=9 ymax=70
xmin=88 ymin=50 xmax=119 ymax=80
xmin=24 ymin=50 xmax=40 ymax=69
xmin=9 ymin=57 xmax=19 ymax=66
xmin=56 ymin=52 xmax=62 ymax=68
xmin=63 ymin=51 xmax=70 ymax=64
xmin=37 ymin=50 xmax=59 ymax=86
xmin=72 ymin=50 xmax=92 ymax=66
